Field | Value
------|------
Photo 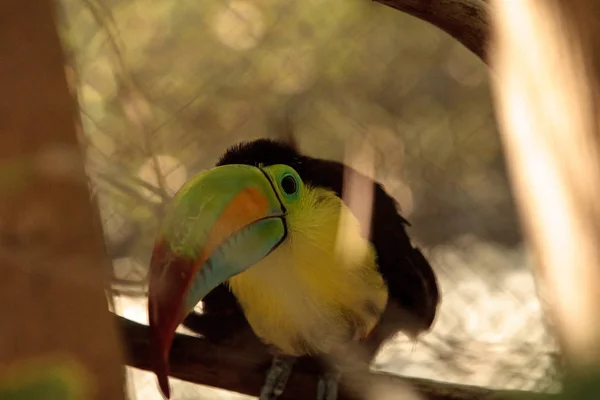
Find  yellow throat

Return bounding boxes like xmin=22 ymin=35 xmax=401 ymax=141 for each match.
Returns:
xmin=228 ymin=185 xmax=389 ymax=356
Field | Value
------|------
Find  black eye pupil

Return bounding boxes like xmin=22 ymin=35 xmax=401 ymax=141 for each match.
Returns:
xmin=281 ymin=175 xmax=297 ymax=195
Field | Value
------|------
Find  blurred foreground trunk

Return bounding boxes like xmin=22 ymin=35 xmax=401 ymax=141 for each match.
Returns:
xmin=490 ymin=0 xmax=600 ymax=378
xmin=0 ymin=1 xmax=126 ymax=398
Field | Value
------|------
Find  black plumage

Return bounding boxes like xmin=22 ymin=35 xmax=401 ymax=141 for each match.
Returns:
xmin=183 ymin=138 xmax=440 ymax=371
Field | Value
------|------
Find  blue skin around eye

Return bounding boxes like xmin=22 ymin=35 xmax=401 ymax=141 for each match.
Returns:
xmin=265 ymin=165 xmax=303 ymax=203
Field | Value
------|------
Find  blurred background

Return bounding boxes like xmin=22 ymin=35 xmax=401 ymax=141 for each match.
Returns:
xmin=56 ymin=0 xmax=561 ymax=398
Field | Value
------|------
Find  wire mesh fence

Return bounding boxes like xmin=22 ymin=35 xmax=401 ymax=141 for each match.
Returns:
xmin=57 ymin=0 xmax=561 ymax=398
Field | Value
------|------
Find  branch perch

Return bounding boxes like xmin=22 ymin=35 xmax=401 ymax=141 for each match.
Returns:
xmin=374 ymin=0 xmax=490 ymax=62
xmin=117 ymin=315 xmax=551 ymax=400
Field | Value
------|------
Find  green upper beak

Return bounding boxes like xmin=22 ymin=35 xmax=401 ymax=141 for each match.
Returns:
xmin=146 ymin=164 xmax=287 ymax=398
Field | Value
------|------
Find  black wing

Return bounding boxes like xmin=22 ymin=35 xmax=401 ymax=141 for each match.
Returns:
xmin=296 ymin=156 xmax=440 ymax=338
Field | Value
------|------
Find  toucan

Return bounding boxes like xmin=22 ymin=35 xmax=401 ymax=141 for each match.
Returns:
xmin=147 ymin=138 xmax=440 ymax=400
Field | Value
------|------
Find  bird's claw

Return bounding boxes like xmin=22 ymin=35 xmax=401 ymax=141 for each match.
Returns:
xmin=259 ymin=355 xmax=296 ymax=400
xmin=259 ymin=355 xmax=341 ymax=400
xmin=317 ymin=371 xmax=341 ymax=400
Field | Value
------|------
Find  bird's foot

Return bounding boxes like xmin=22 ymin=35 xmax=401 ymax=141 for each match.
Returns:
xmin=259 ymin=354 xmax=297 ymax=400
xmin=317 ymin=370 xmax=341 ymax=400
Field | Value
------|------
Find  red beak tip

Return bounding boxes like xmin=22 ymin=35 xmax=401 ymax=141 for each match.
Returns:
xmin=156 ymin=367 xmax=171 ymax=399
xmin=159 ymin=379 xmax=171 ymax=399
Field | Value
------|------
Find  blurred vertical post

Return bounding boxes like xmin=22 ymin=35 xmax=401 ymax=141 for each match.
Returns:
xmin=0 ymin=1 xmax=126 ymax=398
xmin=490 ymin=0 xmax=600 ymax=372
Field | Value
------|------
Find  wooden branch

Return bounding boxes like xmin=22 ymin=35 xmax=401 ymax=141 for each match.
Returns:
xmin=117 ymin=315 xmax=551 ymax=400
xmin=0 ymin=0 xmax=126 ymax=398
xmin=489 ymin=0 xmax=600 ymax=372
xmin=374 ymin=0 xmax=490 ymax=62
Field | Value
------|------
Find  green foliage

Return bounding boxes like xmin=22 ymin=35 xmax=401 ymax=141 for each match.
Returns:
xmin=0 ymin=357 xmax=90 ymax=400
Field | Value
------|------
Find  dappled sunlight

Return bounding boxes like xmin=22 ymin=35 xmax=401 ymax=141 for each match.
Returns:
xmin=463 ymin=287 xmax=535 ymax=344
xmin=80 ymin=85 xmax=104 ymax=120
xmin=340 ymin=136 xmax=376 ymax=241
xmin=372 ymin=239 xmax=557 ymax=390
xmin=367 ymin=125 xmax=413 ymax=215
xmin=82 ymin=57 xmax=118 ymax=98
xmin=213 ymin=1 xmax=266 ymax=51
xmin=115 ymin=293 xmax=149 ymax=325
xmin=137 ymin=155 xmax=188 ymax=202
xmin=114 ymin=294 xmax=197 ymax=335
xmin=122 ymin=91 xmax=154 ymax=127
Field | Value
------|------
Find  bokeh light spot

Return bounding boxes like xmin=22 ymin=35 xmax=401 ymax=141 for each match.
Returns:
xmin=213 ymin=1 xmax=265 ymax=51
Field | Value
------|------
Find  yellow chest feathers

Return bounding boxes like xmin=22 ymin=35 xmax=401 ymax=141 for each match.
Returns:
xmin=228 ymin=186 xmax=389 ymax=356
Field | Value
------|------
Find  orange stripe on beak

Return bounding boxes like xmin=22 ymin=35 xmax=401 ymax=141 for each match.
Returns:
xmin=148 ymin=185 xmax=273 ymax=399
xmin=190 ymin=186 xmax=271 ymax=278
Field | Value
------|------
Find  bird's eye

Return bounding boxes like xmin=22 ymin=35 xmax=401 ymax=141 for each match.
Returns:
xmin=280 ymin=175 xmax=298 ymax=195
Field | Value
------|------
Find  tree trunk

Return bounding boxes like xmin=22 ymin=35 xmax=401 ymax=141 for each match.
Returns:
xmin=0 ymin=1 xmax=126 ymax=398
xmin=490 ymin=0 xmax=600 ymax=372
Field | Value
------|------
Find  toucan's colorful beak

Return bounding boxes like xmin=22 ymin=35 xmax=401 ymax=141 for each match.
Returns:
xmin=146 ymin=164 xmax=287 ymax=398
